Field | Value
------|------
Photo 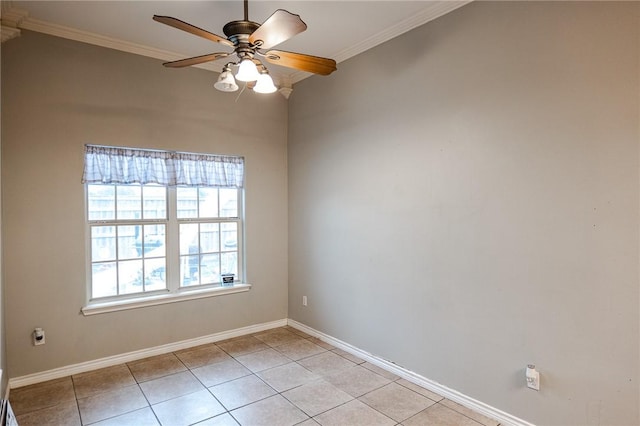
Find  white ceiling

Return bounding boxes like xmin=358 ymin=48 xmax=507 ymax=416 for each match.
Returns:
xmin=2 ymin=1 xmax=469 ymax=91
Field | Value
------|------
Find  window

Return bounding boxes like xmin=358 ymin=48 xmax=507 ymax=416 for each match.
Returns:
xmin=176 ymin=187 xmax=240 ymax=288
xmin=83 ymin=145 xmax=246 ymax=309
xmin=87 ymin=184 xmax=168 ymax=298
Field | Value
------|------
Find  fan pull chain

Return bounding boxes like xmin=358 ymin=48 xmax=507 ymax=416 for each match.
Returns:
xmin=235 ymin=83 xmax=248 ymax=103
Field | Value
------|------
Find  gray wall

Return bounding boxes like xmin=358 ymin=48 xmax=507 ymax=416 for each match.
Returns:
xmin=288 ymin=2 xmax=638 ymax=425
xmin=1 ymin=30 xmax=289 ymax=378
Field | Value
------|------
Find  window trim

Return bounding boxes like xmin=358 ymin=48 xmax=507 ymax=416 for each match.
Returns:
xmin=81 ymin=283 xmax=252 ymax=316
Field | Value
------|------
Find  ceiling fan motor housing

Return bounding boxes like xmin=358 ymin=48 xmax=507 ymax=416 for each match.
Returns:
xmin=223 ymin=20 xmax=262 ymax=61
xmin=224 ymin=21 xmax=260 ymax=43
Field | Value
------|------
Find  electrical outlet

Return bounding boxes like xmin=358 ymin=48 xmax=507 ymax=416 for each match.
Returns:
xmin=526 ymin=364 xmax=540 ymax=391
xmin=33 ymin=328 xmax=45 ymax=346
xmin=302 ymin=296 xmax=308 ymax=306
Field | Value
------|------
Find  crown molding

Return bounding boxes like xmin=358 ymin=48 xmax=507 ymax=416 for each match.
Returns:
xmin=289 ymin=0 xmax=472 ymax=84
xmin=1 ymin=3 xmax=28 ymax=27
xmin=335 ymin=0 xmax=471 ymax=64
xmin=8 ymin=9 xmax=222 ymax=72
xmin=20 ymin=17 xmax=223 ymax=73
xmin=1 ymin=4 xmax=27 ymax=42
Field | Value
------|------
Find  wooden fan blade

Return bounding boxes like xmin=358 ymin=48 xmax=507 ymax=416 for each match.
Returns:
xmin=163 ymin=52 xmax=230 ymax=68
xmin=249 ymin=10 xmax=307 ymax=50
xmin=153 ymin=15 xmax=233 ymax=47
xmin=264 ymin=50 xmax=337 ymax=75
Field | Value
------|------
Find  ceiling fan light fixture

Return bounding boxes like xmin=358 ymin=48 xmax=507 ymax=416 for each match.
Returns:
xmin=253 ymin=71 xmax=277 ymax=94
xmin=235 ymin=58 xmax=261 ymax=82
xmin=214 ymin=66 xmax=239 ymax=92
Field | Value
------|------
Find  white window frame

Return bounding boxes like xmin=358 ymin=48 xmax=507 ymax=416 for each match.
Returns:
xmin=82 ymin=184 xmax=250 ymax=316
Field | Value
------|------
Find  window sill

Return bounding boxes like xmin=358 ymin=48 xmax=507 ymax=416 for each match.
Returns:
xmin=81 ymin=283 xmax=252 ymax=316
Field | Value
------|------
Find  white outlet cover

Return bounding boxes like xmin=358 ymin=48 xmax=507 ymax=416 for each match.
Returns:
xmin=526 ymin=370 xmax=540 ymax=391
xmin=34 ymin=330 xmax=46 ymax=346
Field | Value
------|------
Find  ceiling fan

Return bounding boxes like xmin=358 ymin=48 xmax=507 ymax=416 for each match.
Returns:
xmin=153 ymin=0 xmax=337 ymax=94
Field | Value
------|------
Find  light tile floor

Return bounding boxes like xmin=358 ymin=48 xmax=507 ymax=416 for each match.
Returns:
xmin=9 ymin=326 xmax=501 ymax=426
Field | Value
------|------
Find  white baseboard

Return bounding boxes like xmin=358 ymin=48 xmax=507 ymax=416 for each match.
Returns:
xmin=9 ymin=318 xmax=287 ymax=389
xmin=8 ymin=317 xmax=534 ymax=426
xmin=287 ymin=319 xmax=535 ymax=426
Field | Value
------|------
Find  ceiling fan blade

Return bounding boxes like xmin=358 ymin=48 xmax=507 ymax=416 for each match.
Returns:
xmin=249 ymin=10 xmax=307 ymax=50
xmin=153 ymin=15 xmax=233 ymax=47
xmin=163 ymin=52 xmax=230 ymax=68
xmin=263 ymin=50 xmax=337 ymax=75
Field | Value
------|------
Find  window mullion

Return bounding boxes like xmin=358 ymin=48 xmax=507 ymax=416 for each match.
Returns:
xmin=167 ymin=187 xmax=180 ymax=292
xmin=218 ymin=190 xmax=222 ymax=277
xmin=114 ymin=224 xmax=120 ymax=296
xmin=234 ymin=189 xmax=243 ymax=283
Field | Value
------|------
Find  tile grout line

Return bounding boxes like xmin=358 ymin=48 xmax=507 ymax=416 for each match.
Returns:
xmin=208 ymin=330 xmax=308 ymax=425
xmin=69 ymin=375 xmax=84 ymax=426
xmin=235 ymin=331 xmax=394 ymax=425
xmin=124 ymin=360 xmax=163 ymax=426
xmin=222 ymin=330 xmax=326 ymax=424
xmin=215 ymin=334 xmax=312 ymax=423
xmin=177 ymin=346 xmax=234 ymax=425
xmin=429 ymin=400 xmax=488 ymax=426
xmin=180 ymin=331 xmax=316 ymax=425
xmin=256 ymin=333 xmax=400 ymax=425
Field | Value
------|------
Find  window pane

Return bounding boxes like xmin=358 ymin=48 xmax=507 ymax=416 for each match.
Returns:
xmin=91 ymin=226 xmax=116 ymax=262
xmin=200 ymin=253 xmax=220 ymax=284
xmin=118 ymin=225 xmax=141 ymax=259
xmin=143 ymin=186 xmax=167 ymax=219
xmin=88 ymin=185 xmax=115 ymax=220
xmin=118 ymin=259 xmax=143 ymax=295
xmin=180 ymin=224 xmax=199 ymax=256
xmin=92 ymin=262 xmax=117 ymax=298
xmin=221 ymin=222 xmax=237 ymax=251
xmin=116 ymin=185 xmax=141 ymax=220
xmin=177 ymin=187 xmax=198 ymax=218
xmin=143 ymin=225 xmax=166 ymax=257
xmin=144 ymin=258 xmax=166 ymax=291
xmin=180 ymin=255 xmax=199 ymax=287
xmin=221 ymin=252 xmax=238 ymax=277
xmin=200 ymin=223 xmax=219 ymax=253
xmin=199 ymin=188 xmax=219 ymax=218
xmin=220 ymin=188 xmax=238 ymax=218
